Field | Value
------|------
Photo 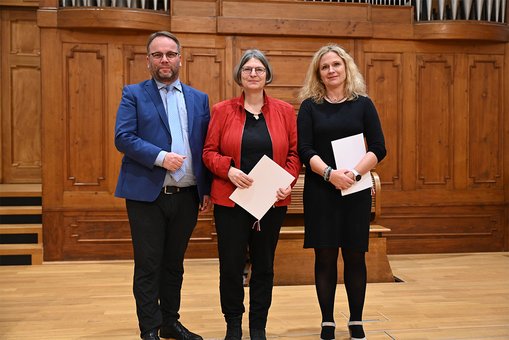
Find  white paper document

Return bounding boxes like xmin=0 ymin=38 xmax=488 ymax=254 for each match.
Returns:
xmin=331 ymin=133 xmax=372 ymax=196
xmin=229 ymin=155 xmax=295 ymax=220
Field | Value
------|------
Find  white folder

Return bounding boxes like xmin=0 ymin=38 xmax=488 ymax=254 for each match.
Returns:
xmin=331 ymin=133 xmax=372 ymax=196
xmin=229 ymin=155 xmax=295 ymax=220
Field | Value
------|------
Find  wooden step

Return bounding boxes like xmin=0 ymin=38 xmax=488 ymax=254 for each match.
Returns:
xmin=0 ymin=224 xmax=42 ymax=242
xmin=0 ymin=206 xmax=42 ymax=215
xmin=0 ymin=244 xmax=43 ymax=264
xmin=0 ymin=184 xmax=41 ymax=197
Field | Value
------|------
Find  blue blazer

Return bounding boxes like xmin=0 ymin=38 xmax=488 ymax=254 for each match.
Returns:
xmin=114 ymin=79 xmax=211 ymax=202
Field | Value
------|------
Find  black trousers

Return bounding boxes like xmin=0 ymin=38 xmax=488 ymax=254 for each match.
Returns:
xmin=214 ymin=204 xmax=287 ymax=329
xmin=125 ymin=189 xmax=199 ymax=336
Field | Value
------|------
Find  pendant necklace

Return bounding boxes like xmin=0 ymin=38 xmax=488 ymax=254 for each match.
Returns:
xmin=325 ymin=95 xmax=346 ymax=104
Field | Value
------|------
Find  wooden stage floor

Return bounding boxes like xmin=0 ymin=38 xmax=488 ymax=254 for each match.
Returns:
xmin=1 ymin=252 xmax=508 ymax=339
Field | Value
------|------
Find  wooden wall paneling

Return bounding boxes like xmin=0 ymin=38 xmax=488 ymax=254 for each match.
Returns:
xmin=467 ymin=54 xmax=504 ymax=190
xmin=62 ymin=212 xmax=133 ymax=260
xmin=383 ymin=206 xmax=505 ymax=253
xmin=1 ymin=9 xmax=41 ymax=183
xmin=218 ymin=1 xmax=373 ymax=37
xmin=400 ymin=50 xmax=418 ymax=193
xmin=183 ymin=47 xmax=226 ymax=107
xmin=170 ymin=0 xmax=217 ymax=33
xmin=123 ymin=44 xmax=151 ymax=86
xmin=63 ymin=43 xmax=108 ymax=191
xmin=40 ymin=26 xmax=62 ymax=207
xmin=42 ymin=212 xmax=63 ymax=260
xmin=451 ymin=53 xmax=469 ymax=190
xmin=0 ymin=0 xmax=39 ymax=7
xmin=41 ymin=28 xmax=66 ymax=259
xmin=262 ymin=50 xmax=312 ymax=109
xmin=416 ymin=53 xmax=454 ymax=189
xmin=175 ymin=34 xmax=230 ymax=103
xmin=56 ymin=8 xmax=170 ymax=31
xmin=0 ymin=10 xmax=3 ymax=182
xmin=505 ymin=44 xmax=509 ymax=251
xmin=364 ymin=51 xmax=403 ymax=190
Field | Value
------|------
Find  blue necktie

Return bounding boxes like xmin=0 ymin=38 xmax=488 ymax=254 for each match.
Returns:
xmin=166 ymin=85 xmax=186 ymax=182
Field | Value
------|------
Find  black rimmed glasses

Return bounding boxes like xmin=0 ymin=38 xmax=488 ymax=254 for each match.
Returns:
xmin=241 ymin=67 xmax=266 ymax=76
xmin=150 ymin=51 xmax=180 ymax=61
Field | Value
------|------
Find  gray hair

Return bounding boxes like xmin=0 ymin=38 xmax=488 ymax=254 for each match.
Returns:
xmin=233 ymin=49 xmax=273 ymax=86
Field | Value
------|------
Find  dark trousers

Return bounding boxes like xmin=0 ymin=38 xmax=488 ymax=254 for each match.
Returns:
xmin=214 ymin=204 xmax=287 ymax=329
xmin=125 ymin=189 xmax=199 ymax=335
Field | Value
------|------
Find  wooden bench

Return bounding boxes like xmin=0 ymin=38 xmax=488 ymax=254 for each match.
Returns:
xmin=273 ymin=171 xmax=394 ymax=285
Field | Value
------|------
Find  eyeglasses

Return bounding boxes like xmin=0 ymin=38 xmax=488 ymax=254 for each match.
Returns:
xmin=241 ymin=67 xmax=266 ymax=75
xmin=150 ymin=51 xmax=180 ymax=60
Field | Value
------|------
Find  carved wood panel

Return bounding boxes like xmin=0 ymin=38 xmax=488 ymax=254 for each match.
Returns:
xmin=365 ymin=52 xmax=402 ymax=190
xmin=0 ymin=10 xmax=41 ymax=183
xmin=184 ymin=48 xmax=225 ymax=106
xmin=467 ymin=54 xmax=503 ymax=189
xmin=416 ymin=54 xmax=454 ymax=188
xmin=63 ymin=43 xmax=108 ymax=190
xmin=124 ymin=45 xmax=151 ymax=86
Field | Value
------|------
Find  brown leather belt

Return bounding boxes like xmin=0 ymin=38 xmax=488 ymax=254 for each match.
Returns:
xmin=161 ymin=185 xmax=196 ymax=195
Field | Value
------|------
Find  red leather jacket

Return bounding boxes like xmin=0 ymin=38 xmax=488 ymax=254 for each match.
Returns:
xmin=203 ymin=92 xmax=301 ymax=207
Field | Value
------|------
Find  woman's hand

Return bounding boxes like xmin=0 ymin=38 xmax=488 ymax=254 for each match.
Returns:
xmin=329 ymin=168 xmax=354 ymax=191
xmin=228 ymin=167 xmax=253 ymax=189
xmin=276 ymin=186 xmax=292 ymax=201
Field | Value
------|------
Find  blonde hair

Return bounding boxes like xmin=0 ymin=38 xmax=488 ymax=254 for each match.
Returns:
xmin=299 ymin=44 xmax=367 ymax=103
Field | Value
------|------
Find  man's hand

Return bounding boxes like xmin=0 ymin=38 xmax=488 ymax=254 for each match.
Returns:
xmin=199 ymin=195 xmax=212 ymax=214
xmin=162 ymin=152 xmax=186 ymax=171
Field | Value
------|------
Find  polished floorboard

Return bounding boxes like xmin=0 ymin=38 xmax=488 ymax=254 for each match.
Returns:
xmin=1 ymin=252 xmax=508 ymax=339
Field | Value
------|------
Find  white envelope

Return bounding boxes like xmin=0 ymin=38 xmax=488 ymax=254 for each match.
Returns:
xmin=229 ymin=155 xmax=295 ymax=220
xmin=331 ymin=133 xmax=372 ymax=196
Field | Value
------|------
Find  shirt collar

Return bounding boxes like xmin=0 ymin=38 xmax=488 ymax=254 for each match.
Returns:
xmin=155 ymin=79 xmax=182 ymax=93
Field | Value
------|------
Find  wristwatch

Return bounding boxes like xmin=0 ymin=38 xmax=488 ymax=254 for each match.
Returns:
xmin=351 ymin=169 xmax=362 ymax=182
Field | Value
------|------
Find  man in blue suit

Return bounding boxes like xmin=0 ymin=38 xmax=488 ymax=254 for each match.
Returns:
xmin=115 ymin=31 xmax=211 ymax=340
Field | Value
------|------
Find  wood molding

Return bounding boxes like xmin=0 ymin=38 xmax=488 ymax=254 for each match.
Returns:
xmin=37 ymin=8 xmax=170 ymax=30
xmin=414 ymin=22 xmax=509 ymax=42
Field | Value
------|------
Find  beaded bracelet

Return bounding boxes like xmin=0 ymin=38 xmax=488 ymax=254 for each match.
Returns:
xmin=323 ymin=166 xmax=332 ymax=182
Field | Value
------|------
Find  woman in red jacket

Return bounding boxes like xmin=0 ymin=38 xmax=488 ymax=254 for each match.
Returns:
xmin=202 ymin=49 xmax=301 ymax=340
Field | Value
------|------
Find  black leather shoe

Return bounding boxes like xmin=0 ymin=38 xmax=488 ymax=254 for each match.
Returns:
xmin=160 ymin=321 xmax=203 ymax=340
xmin=142 ymin=330 xmax=160 ymax=340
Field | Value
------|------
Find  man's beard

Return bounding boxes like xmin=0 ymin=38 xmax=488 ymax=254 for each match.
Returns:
xmin=152 ymin=66 xmax=179 ymax=83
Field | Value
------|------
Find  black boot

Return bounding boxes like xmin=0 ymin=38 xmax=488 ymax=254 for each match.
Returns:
xmin=224 ymin=316 xmax=242 ymax=340
xmin=249 ymin=328 xmax=266 ymax=340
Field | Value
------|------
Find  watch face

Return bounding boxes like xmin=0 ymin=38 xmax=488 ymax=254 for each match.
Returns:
xmin=355 ymin=174 xmax=362 ymax=181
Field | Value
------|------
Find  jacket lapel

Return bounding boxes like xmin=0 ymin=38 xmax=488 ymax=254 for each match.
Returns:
xmin=145 ymin=79 xmax=170 ymax=134
xmin=182 ymin=84 xmax=194 ymax=137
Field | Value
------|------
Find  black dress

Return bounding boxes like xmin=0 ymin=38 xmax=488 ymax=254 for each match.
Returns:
xmin=297 ymin=96 xmax=386 ymax=251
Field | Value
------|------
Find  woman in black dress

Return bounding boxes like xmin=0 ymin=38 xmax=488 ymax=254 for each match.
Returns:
xmin=297 ymin=44 xmax=386 ymax=340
